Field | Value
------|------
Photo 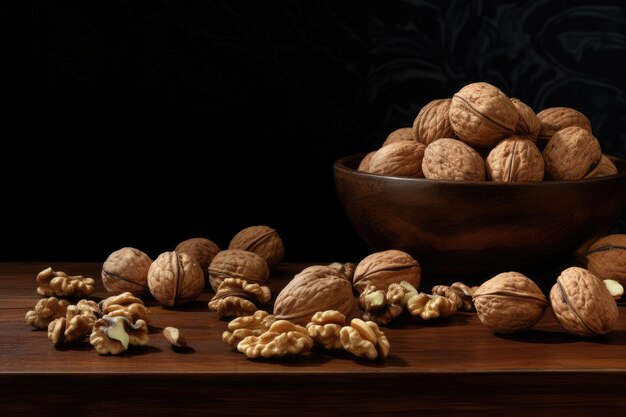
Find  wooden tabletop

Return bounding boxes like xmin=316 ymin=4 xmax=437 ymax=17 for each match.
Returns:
xmin=1 ymin=262 xmax=625 ymax=416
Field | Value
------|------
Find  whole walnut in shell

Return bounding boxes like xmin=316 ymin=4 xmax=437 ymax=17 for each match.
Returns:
xmin=147 ymin=251 xmax=204 ymax=306
xmin=353 ymin=249 xmax=421 ymax=294
xmin=550 ymin=267 xmax=618 ymax=337
xmin=274 ymin=265 xmax=358 ymax=325
xmin=365 ymin=140 xmax=426 ymax=177
xmin=510 ymin=98 xmax=540 ymax=140
xmin=422 ymin=138 xmax=485 ymax=181
xmin=486 ymin=136 xmax=544 ymax=182
xmin=229 ymin=225 xmax=284 ymax=268
xmin=175 ymin=238 xmax=221 ymax=284
xmin=537 ymin=107 xmax=592 ymax=141
xmin=412 ymin=98 xmax=456 ymax=145
xmin=542 ymin=126 xmax=601 ymax=180
xmin=586 ymin=234 xmax=626 ymax=286
xmin=208 ymin=249 xmax=270 ymax=292
xmin=473 ymin=272 xmax=547 ymax=334
xmin=101 ymin=247 xmax=152 ymax=296
xmin=383 ymin=127 xmax=415 ymax=146
xmin=449 ymin=82 xmax=518 ymax=147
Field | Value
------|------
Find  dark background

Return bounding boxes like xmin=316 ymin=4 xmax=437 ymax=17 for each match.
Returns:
xmin=3 ymin=0 xmax=626 ymax=263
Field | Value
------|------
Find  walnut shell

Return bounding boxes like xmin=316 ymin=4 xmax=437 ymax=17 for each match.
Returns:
xmin=273 ymin=265 xmax=358 ymax=325
xmin=586 ymin=234 xmax=626 ymax=286
xmin=175 ymin=238 xmax=221 ymax=285
xmin=383 ymin=127 xmax=415 ymax=146
xmin=587 ymin=155 xmax=618 ymax=178
xmin=422 ymin=138 xmax=485 ymax=181
xmin=510 ymin=98 xmax=540 ymax=140
xmin=353 ymin=249 xmax=421 ymax=294
xmin=366 ymin=140 xmax=426 ymax=177
xmin=542 ymin=126 xmax=601 ymax=180
xmin=537 ymin=107 xmax=592 ymax=141
xmin=550 ymin=267 xmax=618 ymax=337
xmin=486 ymin=136 xmax=544 ymax=182
xmin=357 ymin=151 xmax=376 ymax=172
xmin=412 ymin=98 xmax=456 ymax=145
xmin=208 ymin=249 xmax=270 ymax=292
xmin=147 ymin=251 xmax=204 ymax=306
xmin=101 ymin=248 xmax=152 ymax=296
xmin=449 ymin=82 xmax=518 ymax=147
xmin=473 ymin=272 xmax=547 ymax=334
xmin=229 ymin=225 xmax=284 ymax=268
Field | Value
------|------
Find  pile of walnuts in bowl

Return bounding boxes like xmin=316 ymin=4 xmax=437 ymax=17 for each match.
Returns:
xmin=358 ymin=81 xmax=618 ymax=182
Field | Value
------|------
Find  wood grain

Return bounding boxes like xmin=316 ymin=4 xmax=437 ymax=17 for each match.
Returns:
xmin=2 ymin=262 xmax=626 ymax=416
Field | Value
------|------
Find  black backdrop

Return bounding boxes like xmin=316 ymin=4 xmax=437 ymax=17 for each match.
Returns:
xmin=3 ymin=0 xmax=626 ymax=262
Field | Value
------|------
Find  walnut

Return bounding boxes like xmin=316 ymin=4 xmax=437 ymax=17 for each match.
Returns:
xmin=412 ymin=98 xmax=457 ymax=145
xmin=99 ymin=292 xmax=150 ymax=324
xmin=359 ymin=284 xmax=405 ymax=325
xmin=422 ymin=138 xmax=486 ymax=181
xmin=101 ymin=247 xmax=151 ymax=296
xmin=485 ymin=137 xmax=544 ymax=182
xmin=147 ymin=251 xmax=204 ymax=307
xmin=510 ymin=98 xmax=540 ymax=140
xmin=353 ymin=249 xmax=421 ymax=294
xmin=163 ymin=327 xmax=187 ymax=347
xmin=537 ymin=107 xmax=592 ymax=141
xmin=357 ymin=151 xmax=376 ymax=172
xmin=406 ymin=293 xmax=457 ymax=320
xmin=36 ymin=267 xmax=95 ymax=298
xmin=89 ymin=316 xmax=149 ymax=355
xmin=473 ymin=272 xmax=547 ymax=333
xmin=25 ymin=297 xmax=70 ymax=329
xmin=236 ymin=320 xmax=314 ymax=358
xmin=383 ymin=127 xmax=415 ymax=146
xmin=365 ymin=140 xmax=426 ymax=177
xmin=550 ymin=267 xmax=618 ymax=337
xmin=47 ymin=301 xmax=98 ymax=345
xmin=327 ymin=262 xmax=356 ymax=281
xmin=228 ymin=226 xmax=284 ymax=268
xmin=587 ymin=155 xmax=618 ymax=178
xmin=222 ymin=310 xmax=276 ymax=348
xmin=449 ymin=82 xmax=518 ymax=147
xmin=586 ymin=234 xmax=626 ymax=286
xmin=175 ymin=238 xmax=221 ymax=285
xmin=274 ymin=265 xmax=358 ymax=325
xmin=339 ymin=318 xmax=390 ymax=360
xmin=604 ymin=279 xmax=623 ymax=301
xmin=542 ymin=126 xmax=601 ymax=180
xmin=306 ymin=310 xmax=346 ymax=350
xmin=47 ymin=318 xmax=66 ymax=346
xmin=431 ymin=282 xmax=477 ymax=311
xmin=208 ymin=278 xmax=271 ymax=318
xmin=208 ymin=249 xmax=270 ymax=292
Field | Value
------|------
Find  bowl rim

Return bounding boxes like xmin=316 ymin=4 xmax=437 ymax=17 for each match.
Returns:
xmin=334 ymin=153 xmax=626 ymax=186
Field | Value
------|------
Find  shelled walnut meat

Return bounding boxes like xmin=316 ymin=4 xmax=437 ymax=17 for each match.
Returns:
xmin=101 ymin=247 xmax=152 ymax=296
xmin=36 ymin=267 xmax=95 ymax=298
xmin=208 ymin=277 xmax=271 ymax=318
xmin=208 ymin=249 xmax=270 ymax=292
xmin=229 ymin=226 xmax=284 ymax=268
xmin=147 ymin=251 xmax=204 ymax=306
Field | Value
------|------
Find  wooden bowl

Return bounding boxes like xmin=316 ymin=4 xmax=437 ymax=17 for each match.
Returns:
xmin=334 ymin=154 xmax=626 ymax=280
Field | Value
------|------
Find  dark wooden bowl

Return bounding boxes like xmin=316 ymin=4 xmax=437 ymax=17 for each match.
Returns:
xmin=334 ymin=154 xmax=626 ymax=281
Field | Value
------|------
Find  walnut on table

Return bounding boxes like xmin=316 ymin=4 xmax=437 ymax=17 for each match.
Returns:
xmin=432 ymin=282 xmax=478 ymax=311
xmin=339 ymin=318 xmax=390 ymax=360
xmin=25 ymin=297 xmax=70 ymax=329
xmin=306 ymin=310 xmax=346 ymax=350
xmin=89 ymin=316 xmax=149 ymax=355
xmin=99 ymin=292 xmax=150 ymax=324
xmin=358 ymin=283 xmax=406 ymax=325
xmin=236 ymin=320 xmax=314 ymax=359
xmin=47 ymin=301 xmax=99 ymax=345
xmin=406 ymin=293 xmax=457 ymax=320
xmin=208 ymin=278 xmax=271 ymax=318
xmin=36 ymin=267 xmax=95 ymax=298
xmin=222 ymin=310 xmax=277 ymax=348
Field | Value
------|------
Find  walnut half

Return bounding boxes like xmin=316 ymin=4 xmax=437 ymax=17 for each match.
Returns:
xmin=237 ymin=320 xmax=314 ymax=359
xmin=25 ymin=297 xmax=70 ymax=329
xmin=36 ymin=267 xmax=95 ymax=298
xmin=90 ymin=316 xmax=149 ymax=355
xmin=339 ymin=318 xmax=390 ymax=360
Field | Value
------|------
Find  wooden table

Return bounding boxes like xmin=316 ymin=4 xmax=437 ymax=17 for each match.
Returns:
xmin=1 ymin=263 xmax=625 ymax=416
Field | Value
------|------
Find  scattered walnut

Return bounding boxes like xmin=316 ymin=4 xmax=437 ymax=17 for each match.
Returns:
xmin=449 ymin=82 xmax=518 ymax=147
xmin=473 ymin=272 xmax=547 ymax=333
xmin=604 ymin=279 xmax=623 ymax=301
xmin=222 ymin=310 xmax=276 ymax=348
xmin=431 ymin=282 xmax=477 ymax=311
xmin=353 ymin=249 xmax=421 ymax=294
xmin=89 ymin=316 xmax=149 ymax=355
xmin=101 ymin=247 xmax=152 ymax=296
xmin=25 ymin=297 xmax=70 ymax=329
xmin=357 ymin=151 xmax=376 ymax=172
xmin=208 ymin=249 xmax=270 ymax=292
xmin=365 ymin=140 xmax=426 ymax=177
xmin=485 ymin=137 xmax=544 ymax=182
xmin=406 ymin=293 xmax=457 ymax=320
xmin=537 ymin=107 xmax=592 ymax=141
xmin=340 ymin=318 xmax=390 ymax=360
xmin=46 ymin=301 xmax=98 ymax=345
xmin=542 ymin=126 xmax=601 ymax=180
xmin=147 ymin=251 xmax=204 ymax=306
xmin=208 ymin=278 xmax=271 ymax=318
xmin=163 ymin=326 xmax=187 ymax=347
xmin=36 ymin=267 xmax=95 ymax=298
xmin=47 ymin=317 xmax=66 ymax=346
xmin=175 ymin=238 xmax=221 ymax=285
xmin=274 ymin=265 xmax=358 ymax=325
xmin=229 ymin=226 xmax=284 ymax=268
xmin=327 ymin=262 xmax=356 ymax=281
xmin=550 ymin=267 xmax=618 ymax=337
xmin=359 ymin=284 xmax=405 ymax=325
xmin=383 ymin=127 xmax=415 ymax=146
xmin=587 ymin=155 xmax=618 ymax=178
xmin=99 ymin=292 xmax=150 ymax=324
xmin=306 ymin=310 xmax=347 ymax=350
xmin=422 ymin=138 xmax=486 ymax=181
xmin=236 ymin=320 xmax=314 ymax=359
xmin=510 ymin=98 xmax=540 ymax=140
xmin=412 ymin=98 xmax=456 ymax=145
xmin=586 ymin=234 xmax=626 ymax=286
